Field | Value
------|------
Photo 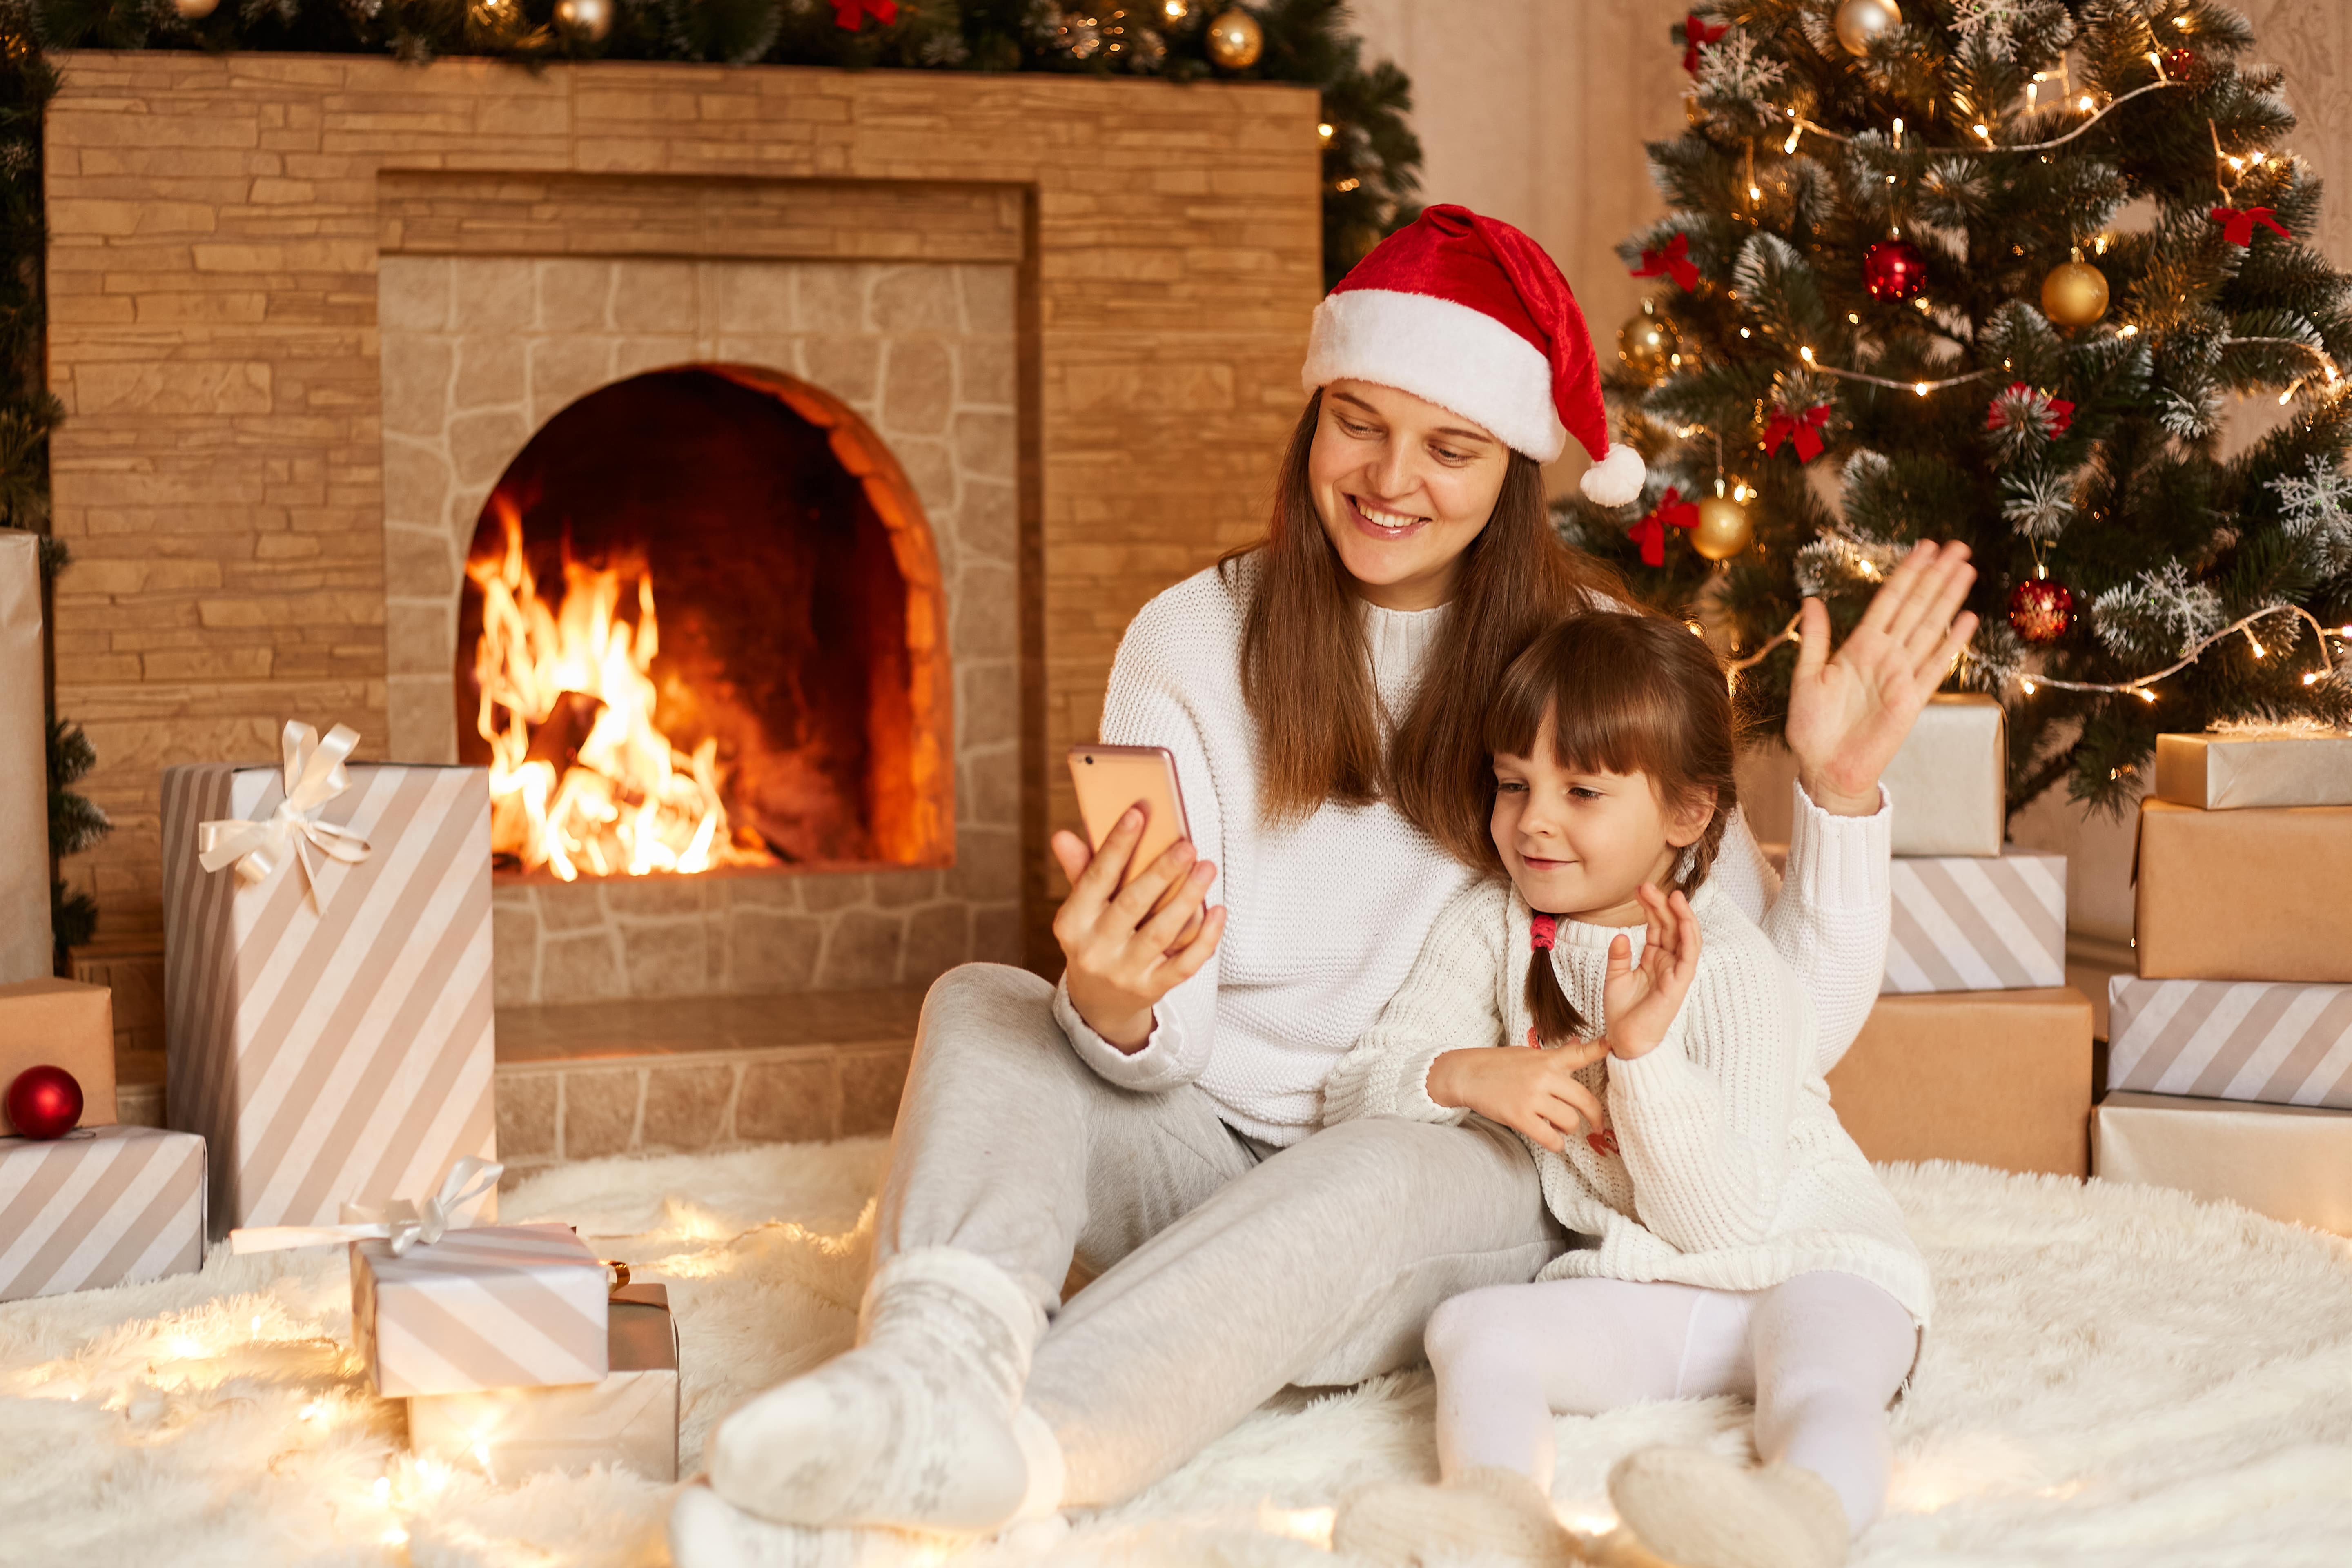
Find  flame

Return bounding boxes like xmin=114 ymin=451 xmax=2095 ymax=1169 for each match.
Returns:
xmin=466 ymin=497 xmax=771 ymax=880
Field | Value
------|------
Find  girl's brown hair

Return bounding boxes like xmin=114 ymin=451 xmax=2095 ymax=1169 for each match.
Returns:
xmin=1221 ymin=390 xmax=1630 ymax=834
xmin=1482 ymin=612 xmax=1741 ymax=1046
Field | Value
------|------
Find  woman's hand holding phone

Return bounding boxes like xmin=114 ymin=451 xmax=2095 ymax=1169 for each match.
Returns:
xmin=1050 ymin=807 xmax=1226 ymax=1052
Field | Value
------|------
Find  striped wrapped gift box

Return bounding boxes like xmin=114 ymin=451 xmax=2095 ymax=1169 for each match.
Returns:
xmin=161 ymin=756 xmax=497 ymax=1238
xmin=409 ymin=1282 xmax=679 ymax=1481
xmin=2107 ymin=976 xmax=2352 ymax=1110
xmin=1883 ymin=849 xmax=2067 ymax=994
xmin=0 ymin=1125 xmax=206 ymax=1303
xmin=353 ymin=1222 xmax=609 ymax=1398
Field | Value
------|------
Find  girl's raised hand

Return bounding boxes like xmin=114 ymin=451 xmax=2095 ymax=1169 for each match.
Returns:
xmin=1602 ymin=885 xmax=1701 ymax=1060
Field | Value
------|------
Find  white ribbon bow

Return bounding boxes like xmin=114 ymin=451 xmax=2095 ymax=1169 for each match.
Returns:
xmin=229 ymin=1156 xmax=505 ymax=1258
xmin=197 ymin=720 xmax=375 ymax=904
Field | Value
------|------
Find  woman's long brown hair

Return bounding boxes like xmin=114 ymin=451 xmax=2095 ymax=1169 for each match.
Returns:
xmin=1483 ymin=613 xmax=1742 ymax=1046
xmin=1222 ymin=389 xmax=1631 ymax=845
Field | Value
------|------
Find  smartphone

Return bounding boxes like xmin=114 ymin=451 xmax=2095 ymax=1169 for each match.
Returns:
xmin=1068 ymin=744 xmax=1194 ymax=893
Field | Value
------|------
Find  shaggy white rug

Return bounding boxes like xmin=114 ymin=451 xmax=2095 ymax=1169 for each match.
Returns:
xmin=5 ymin=1140 xmax=2351 ymax=1568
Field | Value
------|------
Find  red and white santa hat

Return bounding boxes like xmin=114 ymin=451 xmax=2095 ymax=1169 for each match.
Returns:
xmin=1301 ymin=204 xmax=1646 ymax=507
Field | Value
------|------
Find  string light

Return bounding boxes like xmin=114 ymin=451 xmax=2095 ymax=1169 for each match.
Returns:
xmin=2016 ymin=605 xmax=2339 ymax=698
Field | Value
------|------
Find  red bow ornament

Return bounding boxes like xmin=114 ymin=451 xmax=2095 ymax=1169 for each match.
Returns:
xmin=2209 ymin=205 xmax=2290 ymax=247
xmin=1628 ymin=487 xmax=1699 ymax=567
xmin=832 ymin=0 xmax=896 ymax=29
xmin=1682 ymin=13 xmax=1728 ymax=73
xmin=1985 ymin=381 xmax=2074 ymax=439
xmin=1588 ymin=1127 xmax=1621 ymax=1158
xmin=1764 ymin=402 xmax=1832 ymax=463
xmin=1633 ymin=232 xmax=1700 ymax=292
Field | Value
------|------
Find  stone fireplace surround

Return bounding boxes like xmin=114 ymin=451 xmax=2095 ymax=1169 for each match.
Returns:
xmin=44 ymin=56 xmax=1320 ymax=1103
xmin=380 ymin=244 xmax=1017 ymax=1004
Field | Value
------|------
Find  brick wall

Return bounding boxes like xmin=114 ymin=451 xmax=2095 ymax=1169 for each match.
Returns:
xmin=44 ymin=56 xmax=1323 ymax=970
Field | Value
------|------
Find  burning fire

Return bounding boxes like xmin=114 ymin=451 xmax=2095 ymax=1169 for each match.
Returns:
xmin=467 ymin=499 xmax=773 ymax=880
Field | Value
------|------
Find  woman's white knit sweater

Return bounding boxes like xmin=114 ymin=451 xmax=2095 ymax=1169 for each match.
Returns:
xmin=1051 ymin=561 xmax=1894 ymax=1148
xmin=1323 ymin=878 xmax=1933 ymax=1325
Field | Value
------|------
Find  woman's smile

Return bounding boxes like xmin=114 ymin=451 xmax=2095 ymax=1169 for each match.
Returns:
xmin=1346 ymin=493 xmax=1433 ymax=540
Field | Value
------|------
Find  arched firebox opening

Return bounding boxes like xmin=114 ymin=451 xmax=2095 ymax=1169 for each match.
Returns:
xmin=456 ymin=365 xmax=952 ymax=881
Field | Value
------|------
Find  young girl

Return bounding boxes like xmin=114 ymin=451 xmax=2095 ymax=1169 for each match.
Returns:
xmin=1324 ymin=612 xmax=1931 ymax=1568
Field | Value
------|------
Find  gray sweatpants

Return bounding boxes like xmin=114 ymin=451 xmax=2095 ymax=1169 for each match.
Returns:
xmin=873 ymin=964 xmax=1564 ymax=1506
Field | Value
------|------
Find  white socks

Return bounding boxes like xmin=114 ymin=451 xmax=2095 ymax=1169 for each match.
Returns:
xmin=1608 ymin=1447 xmax=1849 ymax=1568
xmin=709 ymin=1247 xmax=1065 ymax=1532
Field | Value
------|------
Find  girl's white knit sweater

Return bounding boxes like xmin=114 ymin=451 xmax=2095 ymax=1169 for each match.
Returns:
xmin=1051 ymin=561 xmax=1894 ymax=1149
xmin=1323 ymin=878 xmax=1933 ymax=1325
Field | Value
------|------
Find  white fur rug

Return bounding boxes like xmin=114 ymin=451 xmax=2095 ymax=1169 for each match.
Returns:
xmin=6 ymin=1140 xmax=2352 ymax=1568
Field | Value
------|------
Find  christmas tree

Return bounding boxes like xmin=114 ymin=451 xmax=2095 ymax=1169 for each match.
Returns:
xmin=1558 ymin=0 xmax=2352 ymax=815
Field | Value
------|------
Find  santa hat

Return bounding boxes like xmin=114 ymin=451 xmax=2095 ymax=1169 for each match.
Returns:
xmin=1301 ymin=204 xmax=1647 ymax=507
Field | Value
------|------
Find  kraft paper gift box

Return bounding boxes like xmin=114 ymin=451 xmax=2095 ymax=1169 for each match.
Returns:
xmin=0 ymin=978 xmax=118 ymax=1135
xmin=2134 ymin=799 xmax=2352 ymax=984
xmin=408 ymin=1282 xmax=678 ymax=1482
xmin=1882 ymin=693 xmax=2006 ymax=858
xmin=0 ymin=1125 xmax=207 ymax=1302
xmin=2094 ymin=1091 xmax=2352 ymax=1235
xmin=2106 ymin=976 xmax=2352 ymax=1110
xmin=160 ymin=722 xmax=497 ymax=1237
xmin=1883 ymin=849 xmax=2065 ymax=994
xmin=2152 ymin=729 xmax=2352 ymax=810
xmin=352 ymin=1221 xmax=610 ymax=1399
xmin=0 ymin=532 xmax=49 ymax=985
xmin=1824 ymin=988 xmax=2094 ymax=1177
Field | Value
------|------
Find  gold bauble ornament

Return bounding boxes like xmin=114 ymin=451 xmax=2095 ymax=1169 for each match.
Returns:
xmin=1833 ymin=0 xmax=1902 ymax=56
xmin=2040 ymin=256 xmax=2111 ymax=328
xmin=554 ymin=0 xmax=612 ymax=40
xmin=1618 ymin=307 xmax=1682 ymax=380
xmin=1205 ymin=8 xmax=1263 ymax=68
xmin=173 ymin=0 xmax=220 ymax=17
xmin=1691 ymin=495 xmax=1754 ymax=561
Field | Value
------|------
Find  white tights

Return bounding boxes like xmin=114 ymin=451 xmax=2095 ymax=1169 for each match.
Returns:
xmin=1424 ymin=1271 xmax=1917 ymax=1537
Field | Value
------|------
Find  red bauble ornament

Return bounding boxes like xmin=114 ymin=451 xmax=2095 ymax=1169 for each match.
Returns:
xmin=2163 ymin=46 xmax=2198 ymax=81
xmin=2007 ymin=577 xmax=2074 ymax=644
xmin=5 ymin=1065 xmax=84 ymax=1140
xmin=1862 ymin=238 xmax=1927 ymax=302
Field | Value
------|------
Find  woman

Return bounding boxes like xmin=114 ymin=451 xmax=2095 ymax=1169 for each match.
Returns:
xmin=673 ymin=206 xmax=1977 ymax=1566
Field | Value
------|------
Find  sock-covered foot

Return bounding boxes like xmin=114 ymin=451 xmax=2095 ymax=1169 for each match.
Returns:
xmin=709 ymin=1247 xmax=1063 ymax=1532
xmin=669 ymin=1483 xmax=934 ymax=1568
xmin=1333 ymin=1466 xmax=1588 ymax=1567
xmin=1606 ymin=1447 xmax=1848 ymax=1568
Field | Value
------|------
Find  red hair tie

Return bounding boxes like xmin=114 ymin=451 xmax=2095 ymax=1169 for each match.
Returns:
xmin=1530 ymin=913 xmax=1558 ymax=951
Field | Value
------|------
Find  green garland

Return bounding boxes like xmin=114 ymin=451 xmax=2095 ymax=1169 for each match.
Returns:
xmin=0 ymin=0 xmax=1417 ymax=961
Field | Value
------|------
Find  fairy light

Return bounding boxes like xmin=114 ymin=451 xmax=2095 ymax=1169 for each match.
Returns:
xmin=1784 ymin=124 xmax=1803 ymax=153
xmin=1800 ymin=345 xmax=1815 ymax=362
xmin=2120 ymin=324 xmax=2139 ymax=336
xmin=1913 ymin=381 xmax=1930 ymax=396
xmin=1973 ymin=122 xmax=1993 ymax=143
xmin=2078 ymin=94 xmax=2096 ymax=112
xmin=1847 ymin=311 xmax=1860 ymax=323
xmin=1316 ymin=122 xmax=1334 ymax=142
xmin=1740 ymin=327 xmax=1752 ymax=338
xmin=2019 ymin=605 xmax=2338 ymax=696
xmin=1787 ymin=81 xmax=2178 ymax=156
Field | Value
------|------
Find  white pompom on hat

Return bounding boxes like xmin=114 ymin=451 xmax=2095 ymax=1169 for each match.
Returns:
xmin=1301 ymin=204 xmax=1648 ymax=508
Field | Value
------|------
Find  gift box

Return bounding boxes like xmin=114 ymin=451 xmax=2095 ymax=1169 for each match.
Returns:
xmin=408 ymin=1281 xmax=677 ymax=1481
xmin=1884 ymin=849 xmax=2065 ymax=994
xmin=160 ymin=722 xmax=497 ymax=1236
xmin=0 ymin=978 xmax=118 ymax=1134
xmin=1882 ymin=693 xmax=2007 ymax=858
xmin=2152 ymin=729 xmax=2352 ymax=811
xmin=0 ymin=532 xmax=48 ymax=985
xmin=2106 ymin=976 xmax=2352 ymax=1110
xmin=352 ymin=1221 xmax=610 ymax=1398
xmin=2134 ymin=799 xmax=2352 ymax=984
xmin=0 ymin=1125 xmax=207 ymax=1302
xmin=2094 ymin=1090 xmax=2352 ymax=1235
xmin=1824 ymin=987 xmax=2094 ymax=1176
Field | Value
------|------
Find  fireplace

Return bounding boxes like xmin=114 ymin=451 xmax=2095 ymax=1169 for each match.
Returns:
xmin=457 ymin=365 xmax=952 ymax=882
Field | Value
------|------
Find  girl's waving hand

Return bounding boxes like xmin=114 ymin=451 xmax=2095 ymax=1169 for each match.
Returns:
xmin=1603 ymin=885 xmax=1702 ymax=1062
